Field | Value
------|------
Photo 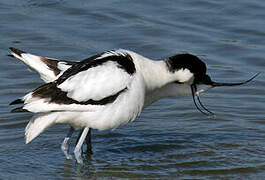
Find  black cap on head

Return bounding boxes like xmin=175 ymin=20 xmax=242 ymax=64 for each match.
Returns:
xmin=166 ymin=54 xmax=207 ymax=75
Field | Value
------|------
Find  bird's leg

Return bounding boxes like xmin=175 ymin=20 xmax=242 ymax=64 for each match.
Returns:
xmin=86 ymin=128 xmax=93 ymax=154
xmin=74 ymin=127 xmax=89 ymax=164
xmin=76 ymin=128 xmax=93 ymax=154
xmin=61 ymin=126 xmax=74 ymax=159
xmin=76 ymin=130 xmax=83 ymax=151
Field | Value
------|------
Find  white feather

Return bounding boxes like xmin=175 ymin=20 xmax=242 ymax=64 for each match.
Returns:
xmin=25 ymin=113 xmax=57 ymax=144
xmin=57 ymin=62 xmax=72 ymax=71
xmin=10 ymin=51 xmax=73 ymax=83
xmin=11 ymin=52 xmax=57 ymax=82
xmin=58 ymin=61 xmax=132 ymax=102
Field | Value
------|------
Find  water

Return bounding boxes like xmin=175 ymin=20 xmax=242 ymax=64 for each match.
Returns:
xmin=0 ymin=0 xmax=265 ymax=179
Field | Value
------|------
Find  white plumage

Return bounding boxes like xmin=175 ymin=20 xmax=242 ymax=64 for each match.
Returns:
xmin=9 ymin=47 xmax=257 ymax=164
xmin=58 ymin=61 xmax=131 ymax=101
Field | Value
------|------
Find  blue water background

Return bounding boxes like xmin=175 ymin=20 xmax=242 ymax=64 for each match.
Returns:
xmin=0 ymin=0 xmax=265 ymax=179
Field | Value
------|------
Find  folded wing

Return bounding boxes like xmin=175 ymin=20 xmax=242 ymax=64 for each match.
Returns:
xmin=11 ymin=50 xmax=136 ymax=113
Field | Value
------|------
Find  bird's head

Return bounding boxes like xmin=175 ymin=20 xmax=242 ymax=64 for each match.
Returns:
xmin=166 ymin=53 xmax=259 ymax=115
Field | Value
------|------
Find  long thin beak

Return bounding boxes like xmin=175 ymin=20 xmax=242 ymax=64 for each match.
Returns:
xmin=210 ymin=73 xmax=260 ymax=87
xmin=191 ymin=72 xmax=260 ymax=116
xmin=191 ymin=84 xmax=214 ymax=116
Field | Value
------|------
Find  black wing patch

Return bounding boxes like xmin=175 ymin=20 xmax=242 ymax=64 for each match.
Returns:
xmin=31 ymin=82 xmax=127 ymax=105
xmin=57 ymin=52 xmax=136 ymax=84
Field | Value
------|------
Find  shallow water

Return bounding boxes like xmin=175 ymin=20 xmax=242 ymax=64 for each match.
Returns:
xmin=1 ymin=0 xmax=265 ymax=179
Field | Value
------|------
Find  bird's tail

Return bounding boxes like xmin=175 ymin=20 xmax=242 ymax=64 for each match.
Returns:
xmin=25 ymin=113 xmax=58 ymax=144
xmin=8 ymin=47 xmax=75 ymax=82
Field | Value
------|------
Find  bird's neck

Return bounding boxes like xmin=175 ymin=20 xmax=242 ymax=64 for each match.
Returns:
xmin=127 ymin=51 xmax=192 ymax=107
xmin=131 ymin=54 xmax=175 ymax=92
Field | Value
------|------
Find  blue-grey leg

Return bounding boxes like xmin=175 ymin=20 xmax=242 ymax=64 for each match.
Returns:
xmin=74 ymin=127 xmax=89 ymax=164
xmin=76 ymin=128 xmax=92 ymax=154
xmin=61 ymin=126 xmax=74 ymax=159
xmin=86 ymin=128 xmax=92 ymax=154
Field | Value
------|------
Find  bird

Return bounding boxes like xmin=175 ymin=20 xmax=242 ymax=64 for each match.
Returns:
xmin=8 ymin=47 xmax=258 ymax=164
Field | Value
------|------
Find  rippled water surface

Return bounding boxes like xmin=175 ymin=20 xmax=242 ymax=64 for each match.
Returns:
xmin=1 ymin=0 xmax=265 ymax=179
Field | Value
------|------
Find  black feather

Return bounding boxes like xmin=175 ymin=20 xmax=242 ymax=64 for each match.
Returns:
xmin=32 ymin=82 xmax=127 ymax=105
xmin=10 ymin=99 xmax=24 ymax=105
xmin=57 ymin=52 xmax=136 ymax=84
xmin=166 ymin=54 xmax=206 ymax=75
xmin=11 ymin=107 xmax=28 ymax=113
xmin=9 ymin=47 xmax=26 ymax=57
xmin=7 ymin=54 xmax=14 ymax=58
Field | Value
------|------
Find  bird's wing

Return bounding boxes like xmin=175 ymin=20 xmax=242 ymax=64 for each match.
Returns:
xmin=12 ymin=50 xmax=137 ymax=113
xmin=9 ymin=47 xmax=77 ymax=82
